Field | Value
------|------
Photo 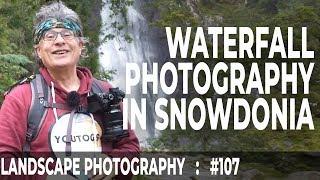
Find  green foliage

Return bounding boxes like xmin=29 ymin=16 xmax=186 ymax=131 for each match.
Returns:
xmin=97 ymin=67 xmax=117 ymax=81
xmin=0 ymin=54 xmax=32 ymax=102
xmin=109 ymin=0 xmax=134 ymax=19
xmin=0 ymin=54 xmax=32 ymax=65
xmin=148 ymin=0 xmax=199 ymax=27
xmin=101 ymin=0 xmax=134 ymax=43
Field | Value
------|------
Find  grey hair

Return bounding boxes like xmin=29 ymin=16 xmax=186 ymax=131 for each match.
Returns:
xmin=34 ymin=1 xmax=82 ymax=31
xmin=33 ymin=1 xmax=89 ymax=67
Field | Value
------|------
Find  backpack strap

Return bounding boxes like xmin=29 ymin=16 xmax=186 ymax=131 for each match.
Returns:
xmin=23 ymin=74 xmax=50 ymax=156
xmin=4 ymin=75 xmax=35 ymax=97
xmin=23 ymin=77 xmax=108 ymax=156
xmin=91 ymin=78 xmax=106 ymax=94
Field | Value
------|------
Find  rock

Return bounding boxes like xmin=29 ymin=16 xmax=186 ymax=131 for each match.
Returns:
xmin=305 ymin=152 xmax=320 ymax=157
xmin=238 ymin=169 xmax=264 ymax=180
xmin=203 ymin=15 xmax=223 ymax=27
xmin=186 ymin=0 xmax=200 ymax=18
xmin=287 ymin=171 xmax=320 ymax=180
xmin=283 ymin=140 xmax=293 ymax=148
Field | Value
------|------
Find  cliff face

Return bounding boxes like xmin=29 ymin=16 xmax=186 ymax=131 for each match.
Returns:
xmin=186 ymin=0 xmax=200 ymax=18
xmin=144 ymin=0 xmax=320 ymax=153
xmin=88 ymin=0 xmax=102 ymax=30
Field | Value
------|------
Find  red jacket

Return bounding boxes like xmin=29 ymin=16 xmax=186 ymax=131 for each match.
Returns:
xmin=0 ymin=67 xmax=140 ymax=179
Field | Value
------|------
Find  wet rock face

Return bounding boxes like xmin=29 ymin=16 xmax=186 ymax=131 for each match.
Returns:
xmin=88 ymin=0 xmax=102 ymax=29
xmin=215 ymin=0 xmax=247 ymax=5
xmin=202 ymin=15 xmax=223 ymax=27
xmin=238 ymin=169 xmax=264 ymax=180
xmin=186 ymin=0 xmax=200 ymax=18
xmin=287 ymin=171 xmax=320 ymax=180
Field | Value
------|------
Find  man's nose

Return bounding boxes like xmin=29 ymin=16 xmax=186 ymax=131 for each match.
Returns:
xmin=54 ymin=33 xmax=65 ymax=44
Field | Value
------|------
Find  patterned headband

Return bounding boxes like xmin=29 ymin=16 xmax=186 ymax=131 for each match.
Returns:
xmin=33 ymin=18 xmax=83 ymax=44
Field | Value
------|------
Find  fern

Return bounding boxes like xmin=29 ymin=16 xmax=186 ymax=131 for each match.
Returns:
xmin=0 ymin=54 xmax=32 ymax=103
xmin=0 ymin=54 xmax=32 ymax=65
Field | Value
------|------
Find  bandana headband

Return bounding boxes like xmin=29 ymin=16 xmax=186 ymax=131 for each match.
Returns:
xmin=33 ymin=18 xmax=83 ymax=44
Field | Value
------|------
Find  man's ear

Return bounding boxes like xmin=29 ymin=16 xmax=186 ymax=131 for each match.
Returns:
xmin=34 ymin=44 xmax=41 ymax=59
xmin=79 ymin=41 xmax=84 ymax=49
xmin=79 ymin=40 xmax=85 ymax=54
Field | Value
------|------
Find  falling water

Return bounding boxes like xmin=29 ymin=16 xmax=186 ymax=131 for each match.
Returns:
xmin=99 ymin=0 xmax=166 ymax=147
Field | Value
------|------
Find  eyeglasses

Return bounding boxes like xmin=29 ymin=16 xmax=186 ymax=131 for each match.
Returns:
xmin=43 ymin=29 xmax=76 ymax=41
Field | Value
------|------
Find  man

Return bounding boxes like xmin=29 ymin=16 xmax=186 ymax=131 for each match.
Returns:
xmin=0 ymin=1 xmax=139 ymax=179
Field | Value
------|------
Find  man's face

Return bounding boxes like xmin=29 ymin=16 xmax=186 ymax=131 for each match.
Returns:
xmin=36 ymin=28 xmax=83 ymax=70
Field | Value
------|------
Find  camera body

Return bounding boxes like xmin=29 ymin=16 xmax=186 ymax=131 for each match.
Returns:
xmin=87 ymin=88 xmax=128 ymax=142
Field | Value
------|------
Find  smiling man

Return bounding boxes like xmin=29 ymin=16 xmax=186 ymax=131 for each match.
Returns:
xmin=0 ymin=1 xmax=139 ymax=179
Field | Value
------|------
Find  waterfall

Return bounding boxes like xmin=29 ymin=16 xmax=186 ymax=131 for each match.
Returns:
xmin=99 ymin=0 xmax=166 ymax=147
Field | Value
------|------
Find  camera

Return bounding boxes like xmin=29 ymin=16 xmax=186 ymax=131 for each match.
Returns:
xmin=87 ymin=87 xmax=128 ymax=142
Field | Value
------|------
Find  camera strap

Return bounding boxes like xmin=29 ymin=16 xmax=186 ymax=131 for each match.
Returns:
xmin=91 ymin=78 xmax=105 ymax=94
